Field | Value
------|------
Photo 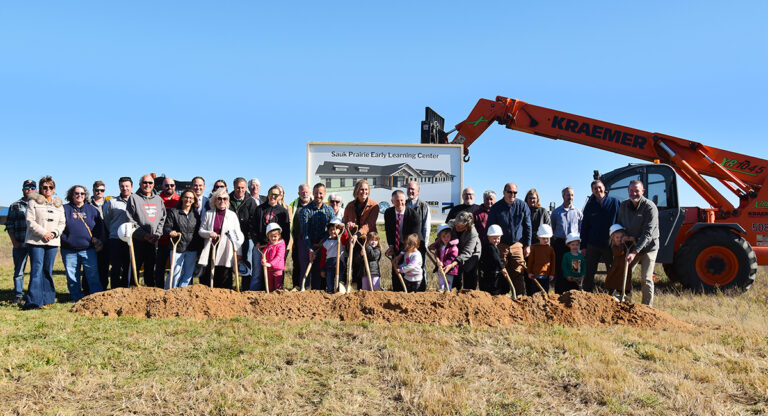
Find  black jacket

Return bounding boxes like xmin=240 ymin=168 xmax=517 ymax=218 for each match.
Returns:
xmin=480 ymin=242 xmax=504 ymax=277
xmin=445 ymin=203 xmax=479 ymax=223
xmin=366 ymin=244 xmax=381 ymax=277
xmin=229 ymin=192 xmax=257 ymax=240
xmin=250 ymin=203 xmax=291 ymax=245
xmin=163 ymin=208 xmax=201 ymax=252
xmin=384 ymin=207 xmax=421 ymax=253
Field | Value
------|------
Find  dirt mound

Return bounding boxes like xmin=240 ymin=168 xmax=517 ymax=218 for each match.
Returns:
xmin=70 ymin=286 xmax=689 ymax=329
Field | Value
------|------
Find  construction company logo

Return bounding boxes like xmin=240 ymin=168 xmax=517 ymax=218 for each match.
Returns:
xmin=550 ymin=116 xmax=647 ymax=150
xmin=142 ymin=204 xmax=158 ymax=222
xmin=466 ymin=116 xmax=489 ymax=127
xmin=721 ymin=158 xmax=766 ymax=176
xmin=754 ymin=201 xmax=768 ymax=210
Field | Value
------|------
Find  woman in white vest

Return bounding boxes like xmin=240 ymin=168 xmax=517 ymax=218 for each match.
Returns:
xmin=24 ymin=176 xmax=66 ymax=309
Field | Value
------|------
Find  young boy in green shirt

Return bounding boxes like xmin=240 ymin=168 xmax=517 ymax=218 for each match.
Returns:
xmin=561 ymin=233 xmax=585 ymax=291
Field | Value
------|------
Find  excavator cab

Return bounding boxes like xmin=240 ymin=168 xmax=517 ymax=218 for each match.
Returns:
xmin=598 ymin=163 xmax=685 ymax=265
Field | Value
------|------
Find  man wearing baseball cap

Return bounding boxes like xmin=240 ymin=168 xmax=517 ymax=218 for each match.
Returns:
xmin=5 ymin=180 xmax=36 ymax=304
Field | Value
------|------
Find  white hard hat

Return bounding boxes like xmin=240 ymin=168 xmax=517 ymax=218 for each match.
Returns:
xmin=487 ymin=224 xmax=503 ymax=237
xmin=266 ymin=222 xmax=282 ymax=234
xmin=609 ymin=224 xmax=624 ymax=236
xmin=565 ymin=232 xmax=581 ymax=245
xmin=329 ymin=218 xmax=343 ymax=226
xmin=536 ymin=223 xmax=553 ymax=238
xmin=437 ymin=224 xmax=452 ymax=235
xmin=117 ymin=222 xmax=138 ymax=243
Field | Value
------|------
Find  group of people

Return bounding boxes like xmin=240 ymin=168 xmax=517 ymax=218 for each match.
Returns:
xmin=5 ymin=173 xmax=659 ymax=309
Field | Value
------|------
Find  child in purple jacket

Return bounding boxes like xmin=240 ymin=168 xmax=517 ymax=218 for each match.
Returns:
xmin=428 ymin=224 xmax=459 ymax=291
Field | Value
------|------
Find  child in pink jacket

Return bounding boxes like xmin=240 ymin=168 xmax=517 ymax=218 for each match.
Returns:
xmin=262 ymin=223 xmax=286 ymax=291
xmin=428 ymin=224 xmax=459 ymax=291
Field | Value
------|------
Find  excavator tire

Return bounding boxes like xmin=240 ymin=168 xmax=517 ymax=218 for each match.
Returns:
xmin=674 ymin=228 xmax=757 ymax=292
xmin=662 ymin=264 xmax=679 ymax=282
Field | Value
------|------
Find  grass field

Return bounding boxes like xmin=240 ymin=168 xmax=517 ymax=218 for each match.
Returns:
xmin=1 ymin=232 xmax=767 ymax=415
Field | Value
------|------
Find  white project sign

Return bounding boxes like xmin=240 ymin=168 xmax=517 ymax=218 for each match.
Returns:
xmin=307 ymin=142 xmax=464 ymax=222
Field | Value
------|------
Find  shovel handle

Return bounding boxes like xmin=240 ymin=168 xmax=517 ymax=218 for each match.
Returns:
xmin=425 ymin=249 xmax=451 ymax=291
xmin=356 ymin=239 xmax=375 ymax=291
xmin=128 ymin=239 xmax=140 ymax=287
xmin=209 ymin=240 xmax=219 ymax=288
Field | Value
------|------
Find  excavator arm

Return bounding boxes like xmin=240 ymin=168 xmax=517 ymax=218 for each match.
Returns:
xmin=450 ymin=96 xmax=767 ymax=218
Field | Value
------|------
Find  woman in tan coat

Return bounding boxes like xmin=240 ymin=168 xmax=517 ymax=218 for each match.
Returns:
xmin=198 ymin=188 xmax=244 ymax=288
xmin=343 ymin=180 xmax=379 ymax=290
xmin=24 ymin=176 xmax=66 ymax=309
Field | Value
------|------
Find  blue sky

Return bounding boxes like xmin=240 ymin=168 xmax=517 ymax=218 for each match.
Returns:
xmin=1 ymin=1 xmax=766 ymax=211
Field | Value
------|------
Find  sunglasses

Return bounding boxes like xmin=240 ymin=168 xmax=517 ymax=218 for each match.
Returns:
xmin=505 ymin=190 xmax=517 ymax=195
xmin=330 ymin=200 xmax=341 ymax=204
xmin=269 ymin=193 xmax=280 ymax=198
xmin=73 ymin=192 xmax=86 ymax=196
xmin=41 ymin=185 xmax=54 ymax=190
xmin=217 ymin=197 xmax=229 ymax=201
xmin=163 ymin=184 xmax=176 ymax=187
xmin=23 ymin=186 xmax=36 ymax=190
xmin=141 ymin=181 xmax=154 ymax=185
xmin=94 ymin=188 xmax=105 ymax=192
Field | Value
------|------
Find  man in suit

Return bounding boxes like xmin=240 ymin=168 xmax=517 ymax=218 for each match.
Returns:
xmin=406 ymin=181 xmax=430 ymax=291
xmin=384 ymin=190 xmax=421 ymax=292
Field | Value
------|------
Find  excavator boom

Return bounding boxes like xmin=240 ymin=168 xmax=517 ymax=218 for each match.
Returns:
xmin=451 ymin=96 xmax=766 ymax=217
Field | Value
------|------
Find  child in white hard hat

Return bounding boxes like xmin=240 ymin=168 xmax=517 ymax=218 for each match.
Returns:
xmin=605 ymin=224 xmax=632 ymax=301
xmin=428 ymin=224 xmax=459 ymax=291
xmin=480 ymin=224 xmax=512 ymax=295
xmin=527 ymin=224 xmax=556 ymax=295
xmin=262 ymin=223 xmax=286 ymax=291
xmin=561 ymin=233 xmax=585 ymax=291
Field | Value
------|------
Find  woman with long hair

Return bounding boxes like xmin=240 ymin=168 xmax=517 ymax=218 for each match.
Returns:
xmin=163 ymin=189 xmax=202 ymax=288
xmin=24 ymin=176 xmax=66 ymax=309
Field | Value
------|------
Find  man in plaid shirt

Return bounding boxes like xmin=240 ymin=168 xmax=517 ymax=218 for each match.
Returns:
xmin=5 ymin=179 xmax=37 ymax=304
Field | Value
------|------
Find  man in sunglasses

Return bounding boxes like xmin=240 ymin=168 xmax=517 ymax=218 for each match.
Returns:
xmin=229 ymin=177 xmax=257 ymax=288
xmin=126 ymin=174 xmax=167 ymax=288
xmin=486 ymin=182 xmax=532 ymax=297
xmin=89 ymin=180 xmax=109 ymax=291
xmin=153 ymin=177 xmax=181 ymax=289
xmin=5 ymin=179 xmax=36 ymax=304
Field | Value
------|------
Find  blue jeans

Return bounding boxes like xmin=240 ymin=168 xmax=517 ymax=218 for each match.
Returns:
xmin=26 ymin=245 xmax=58 ymax=307
xmin=12 ymin=246 xmax=28 ymax=299
xmin=249 ymin=246 xmax=264 ymax=291
xmin=170 ymin=251 xmax=198 ymax=288
xmin=61 ymin=248 xmax=102 ymax=302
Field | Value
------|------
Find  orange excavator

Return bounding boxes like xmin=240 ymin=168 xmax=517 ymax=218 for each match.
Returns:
xmin=422 ymin=96 xmax=766 ymax=291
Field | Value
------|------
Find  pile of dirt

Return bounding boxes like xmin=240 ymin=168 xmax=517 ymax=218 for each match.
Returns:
xmin=70 ymin=286 xmax=690 ymax=329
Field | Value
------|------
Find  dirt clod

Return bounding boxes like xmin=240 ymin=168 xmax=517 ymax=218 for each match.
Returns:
xmin=70 ymin=285 xmax=689 ymax=328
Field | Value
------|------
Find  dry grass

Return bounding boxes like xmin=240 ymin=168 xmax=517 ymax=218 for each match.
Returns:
xmin=1 ymin=234 xmax=767 ymax=415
